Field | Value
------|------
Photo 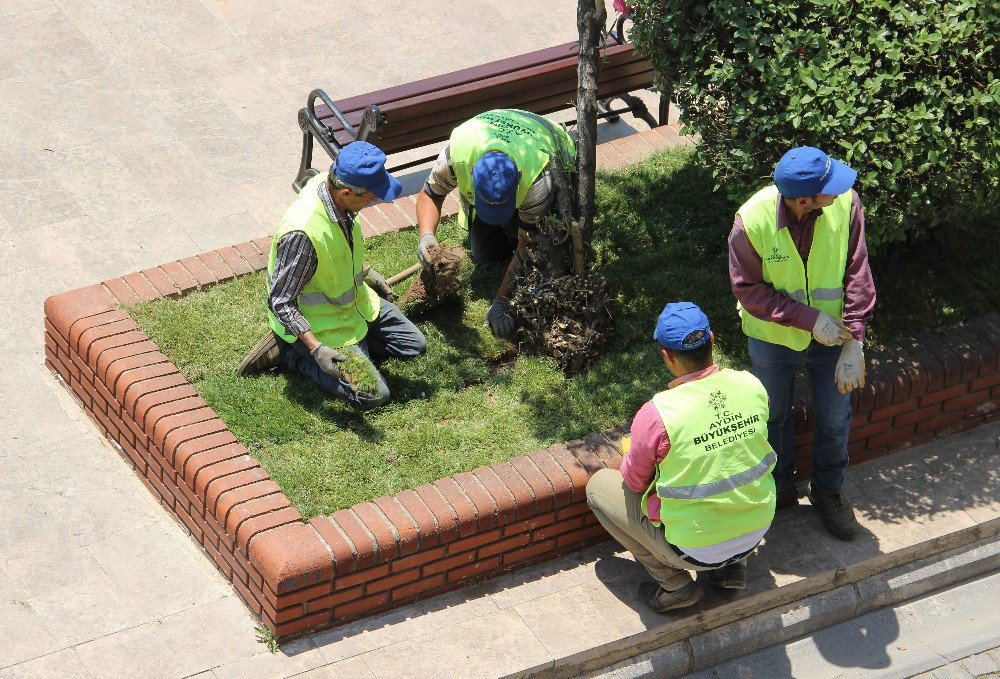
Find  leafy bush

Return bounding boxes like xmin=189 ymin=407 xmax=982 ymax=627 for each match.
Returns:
xmin=628 ymin=0 xmax=1000 ymax=248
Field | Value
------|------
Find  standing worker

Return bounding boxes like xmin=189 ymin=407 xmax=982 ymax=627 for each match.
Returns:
xmin=586 ymin=302 xmax=776 ymax=612
xmin=414 ymin=109 xmax=576 ymax=339
xmin=728 ymin=146 xmax=876 ymax=540
xmin=238 ymin=141 xmax=426 ymax=411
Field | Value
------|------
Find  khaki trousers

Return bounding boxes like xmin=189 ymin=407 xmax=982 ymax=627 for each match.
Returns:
xmin=586 ymin=468 xmax=735 ymax=591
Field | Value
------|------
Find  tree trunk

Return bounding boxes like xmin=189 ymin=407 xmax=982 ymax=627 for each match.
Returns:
xmin=576 ymin=0 xmax=606 ymax=248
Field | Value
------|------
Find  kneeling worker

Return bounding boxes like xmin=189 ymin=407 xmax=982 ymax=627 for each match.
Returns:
xmin=239 ymin=141 xmax=425 ymax=410
xmin=586 ymin=302 xmax=776 ymax=612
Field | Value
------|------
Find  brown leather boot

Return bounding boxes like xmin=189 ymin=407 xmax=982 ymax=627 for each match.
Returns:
xmin=808 ymin=487 xmax=859 ymax=540
xmin=237 ymin=332 xmax=281 ymax=376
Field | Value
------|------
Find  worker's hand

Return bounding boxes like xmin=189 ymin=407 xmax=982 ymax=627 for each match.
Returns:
xmin=364 ymin=268 xmax=396 ymax=302
xmin=310 ymin=343 xmax=348 ymax=380
xmin=835 ymin=338 xmax=865 ymax=394
xmin=812 ymin=311 xmax=852 ymax=347
xmin=486 ymin=298 xmax=516 ymax=339
xmin=417 ymin=232 xmax=438 ymax=267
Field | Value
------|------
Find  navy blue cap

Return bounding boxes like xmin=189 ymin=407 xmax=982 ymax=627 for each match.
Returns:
xmin=653 ymin=302 xmax=712 ymax=350
xmin=773 ymin=146 xmax=857 ymax=199
xmin=333 ymin=141 xmax=402 ymax=201
xmin=472 ymin=152 xmax=519 ymax=225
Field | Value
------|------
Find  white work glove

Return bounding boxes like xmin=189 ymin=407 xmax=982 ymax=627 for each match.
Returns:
xmin=417 ymin=232 xmax=438 ymax=267
xmin=486 ymin=298 xmax=516 ymax=339
xmin=835 ymin=338 xmax=865 ymax=394
xmin=812 ymin=311 xmax=852 ymax=347
xmin=310 ymin=344 xmax=348 ymax=380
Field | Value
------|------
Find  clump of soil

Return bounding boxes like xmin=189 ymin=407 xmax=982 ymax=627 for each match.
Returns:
xmin=398 ymin=243 xmax=469 ymax=312
xmin=510 ymin=217 xmax=613 ymax=373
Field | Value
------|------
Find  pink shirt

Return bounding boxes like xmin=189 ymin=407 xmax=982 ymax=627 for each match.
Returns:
xmin=727 ymin=189 xmax=876 ymax=342
xmin=620 ymin=364 xmax=720 ymax=520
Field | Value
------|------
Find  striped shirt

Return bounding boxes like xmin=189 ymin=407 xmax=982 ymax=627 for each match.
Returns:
xmin=267 ymin=181 xmax=357 ymax=337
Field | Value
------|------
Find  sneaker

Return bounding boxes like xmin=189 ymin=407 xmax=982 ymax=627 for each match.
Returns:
xmin=708 ymin=561 xmax=747 ymax=590
xmin=639 ymin=580 xmax=703 ymax=614
xmin=808 ymin=487 xmax=859 ymax=540
xmin=776 ymin=481 xmax=798 ymax=510
xmin=237 ymin=331 xmax=281 ymax=376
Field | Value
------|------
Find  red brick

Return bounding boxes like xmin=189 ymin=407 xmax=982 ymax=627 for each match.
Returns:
xmin=391 ymin=573 xmax=445 ymax=602
xmin=44 ymin=285 xmax=117 ymax=335
xmin=447 ymin=556 xmax=501 ymax=583
xmin=848 ymin=419 xmax=891 ymax=444
xmin=942 ymin=389 xmax=990 ymax=414
xmin=303 ymin=585 xmax=361 ymax=613
xmin=395 ymin=489 xmax=441 ymax=550
xmin=217 ymin=245 xmax=254 ymax=276
xmin=548 ymin=444 xmax=591 ymax=503
xmin=585 ymin=430 xmax=625 ymax=469
xmin=528 ymin=450 xmax=574 ymax=508
xmin=108 ymin=356 xmax=175 ymax=398
xmin=971 ymin=373 xmax=1000 ymax=393
xmin=508 ymin=456 xmax=554 ymax=514
xmin=175 ymin=501 xmax=205 ymax=542
xmin=967 ymin=399 xmax=1000 ymax=419
xmin=232 ymin=576 xmax=264 ymax=617
xmin=502 ymin=512 xmax=556 ymax=538
xmin=471 ymin=467 xmax=518 ymax=525
xmin=394 ymin=195 xmax=419 ymax=224
xmin=897 ymin=339 xmax=944 ymax=392
xmin=366 ymin=568 xmax=420 ymax=595
xmin=251 ymin=236 xmax=272 ymax=255
xmin=68 ymin=310 xmax=132 ymax=352
xmin=226 ymin=493 xmax=292 ymax=538
xmin=179 ymin=256 xmax=217 ymax=286
xmin=373 ymin=202 xmax=412 ymax=231
xmin=85 ymin=329 xmax=151 ymax=368
xmin=446 ymin=528 xmax=501 ymax=556
xmin=479 ymin=533 xmax=530 ymax=559
xmin=330 ymin=563 xmax=389 ymax=590
xmin=102 ymin=277 xmax=141 ymax=305
xmin=202 ymin=466 xmax=269 ymax=515
xmin=160 ymin=260 xmax=200 ymax=295
xmin=236 ymin=507 xmax=302 ymax=553
xmin=895 ymin=403 xmax=941 ymax=428
xmin=332 ymin=592 xmax=389 ymax=621
xmin=199 ymin=250 xmax=236 ymax=282
xmin=938 ymin=418 xmax=983 ymax=437
xmin=330 ymin=510 xmax=378 ymax=570
xmin=414 ymin=484 xmax=459 ymax=543
xmin=353 ymin=502 xmax=399 ymax=562
xmin=142 ymin=266 xmax=181 ymax=298
xmin=122 ymin=272 xmax=161 ymax=302
xmin=94 ymin=343 xmax=160 ymax=384
xmin=390 ymin=546 xmax=447 ymax=574
xmin=172 ymin=429 xmax=240 ymax=469
xmin=867 ymin=425 xmax=916 ymax=452
xmin=490 ymin=461 xmax=535 ymax=522
xmin=273 ymin=611 xmax=332 ymax=640
xmin=504 ymin=540 xmax=556 ymax=567
xmin=915 ymin=410 xmax=965 ymax=435
xmin=533 ymin=516 xmax=585 ymax=541
xmin=452 ymin=472 xmax=498 ymax=531
xmin=555 ymin=501 xmax=591 ymax=521
xmin=870 ymin=398 xmax=919 ymax=423
xmin=309 ymin=517 xmax=359 ymax=576
xmin=373 ymin=496 xmax=420 ymax=557
xmin=555 ymin=524 xmax=609 ymax=548
xmin=917 ymin=331 xmax=965 ymax=387
xmin=122 ymin=370 xmax=189 ymax=415
xmin=566 ymin=438 xmax=607 ymax=475
xmin=178 ymin=441 xmax=247 ymax=486
xmin=422 ymin=550 xmax=476 ymax=576
xmin=234 ymin=241 xmax=267 ymax=271
xmin=919 ymin=383 xmax=970 ymax=407
xmin=433 ymin=478 xmax=479 ymax=537
xmin=151 ymin=406 xmax=219 ymax=451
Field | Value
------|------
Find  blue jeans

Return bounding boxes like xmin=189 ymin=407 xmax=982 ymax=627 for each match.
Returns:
xmin=748 ymin=337 xmax=852 ymax=495
xmin=280 ymin=300 xmax=426 ymax=411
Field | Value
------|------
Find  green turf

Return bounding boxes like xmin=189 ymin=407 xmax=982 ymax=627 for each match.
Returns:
xmin=129 ymin=147 xmax=998 ymax=518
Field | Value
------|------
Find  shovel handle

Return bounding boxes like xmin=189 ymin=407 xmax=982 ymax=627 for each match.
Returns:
xmin=385 ymin=263 xmax=421 ymax=286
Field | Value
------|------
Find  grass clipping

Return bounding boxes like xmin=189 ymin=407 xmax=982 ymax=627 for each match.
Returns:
xmin=510 ymin=217 xmax=613 ymax=373
xmin=397 ymin=242 xmax=470 ymax=313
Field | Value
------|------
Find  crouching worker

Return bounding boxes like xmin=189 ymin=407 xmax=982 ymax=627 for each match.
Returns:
xmin=238 ymin=141 xmax=425 ymax=410
xmin=586 ymin=302 xmax=776 ymax=612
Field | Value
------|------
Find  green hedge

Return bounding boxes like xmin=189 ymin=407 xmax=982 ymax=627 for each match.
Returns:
xmin=629 ymin=0 xmax=999 ymax=248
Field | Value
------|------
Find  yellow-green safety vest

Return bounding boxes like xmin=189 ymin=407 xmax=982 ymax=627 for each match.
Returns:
xmin=642 ymin=369 xmax=776 ymax=548
xmin=737 ymin=185 xmax=852 ymax=351
xmin=449 ymin=109 xmax=576 ymax=230
xmin=266 ymin=172 xmax=380 ymax=348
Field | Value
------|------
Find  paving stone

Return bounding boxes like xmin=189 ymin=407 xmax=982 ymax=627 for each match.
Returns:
xmin=0 ymin=647 xmax=93 ymax=679
xmin=960 ymin=650 xmax=1000 ymax=675
xmin=211 ymin=636 xmax=326 ymax=679
xmin=0 ymin=141 xmax=84 ymax=228
xmin=25 ymin=572 xmax=146 ymax=647
xmin=292 ymin=656 xmax=377 ymax=678
xmin=183 ymin=211 xmax=268 ymax=254
xmin=0 ymin=601 xmax=57 ymax=668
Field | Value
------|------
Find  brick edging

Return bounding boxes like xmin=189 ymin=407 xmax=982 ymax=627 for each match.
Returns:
xmin=41 ymin=128 xmax=1000 ymax=640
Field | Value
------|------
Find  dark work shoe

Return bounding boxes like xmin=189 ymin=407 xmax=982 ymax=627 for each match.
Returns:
xmin=237 ymin=331 xmax=281 ymax=376
xmin=639 ymin=580 xmax=703 ymax=614
xmin=776 ymin=481 xmax=799 ymax=510
xmin=709 ymin=562 xmax=747 ymax=590
xmin=808 ymin=487 xmax=859 ymax=540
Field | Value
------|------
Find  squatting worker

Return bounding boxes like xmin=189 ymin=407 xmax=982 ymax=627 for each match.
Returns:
xmin=414 ymin=108 xmax=576 ymax=339
xmin=586 ymin=302 xmax=776 ymax=613
xmin=238 ymin=141 xmax=425 ymax=410
xmin=728 ymin=146 xmax=876 ymax=540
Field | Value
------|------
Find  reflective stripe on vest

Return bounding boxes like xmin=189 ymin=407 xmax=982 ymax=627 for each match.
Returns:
xmin=291 ymin=267 xmax=369 ymax=306
xmin=736 ymin=186 xmax=852 ymax=351
xmin=644 ymin=369 xmax=776 ymax=548
xmin=657 ymin=451 xmax=777 ymax=500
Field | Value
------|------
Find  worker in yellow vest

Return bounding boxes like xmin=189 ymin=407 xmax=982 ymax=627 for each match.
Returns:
xmin=238 ymin=142 xmax=426 ymax=411
xmin=728 ymin=146 xmax=876 ymax=540
xmin=414 ymin=109 xmax=576 ymax=339
xmin=586 ymin=302 xmax=776 ymax=613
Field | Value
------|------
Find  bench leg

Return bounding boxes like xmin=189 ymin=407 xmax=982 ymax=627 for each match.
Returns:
xmin=597 ymin=98 xmax=620 ymax=123
xmin=618 ymin=93 xmax=658 ymax=129
xmin=293 ymin=130 xmax=318 ymax=193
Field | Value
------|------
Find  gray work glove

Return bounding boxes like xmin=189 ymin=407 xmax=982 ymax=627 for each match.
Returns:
xmin=486 ymin=298 xmax=516 ymax=339
xmin=310 ymin=343 xmax=348 ymax=380
xmin=364 ymin=267 xmax=396 ymax=302
xmin=417 ymin=232 xmax=438 ymax=267
xmin=812 ymin=311 xmax=852 ymax=347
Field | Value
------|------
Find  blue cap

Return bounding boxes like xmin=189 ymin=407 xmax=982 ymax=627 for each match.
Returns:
xmin=653 ymin=302 xmax=712 ymax=350
xmin=333 ymin=141 xmax=402 ymax=201
xmin=472 ymin=152 xmax=519 ymax=225
xmin=773 ymin=146 xmax=857 ymax=198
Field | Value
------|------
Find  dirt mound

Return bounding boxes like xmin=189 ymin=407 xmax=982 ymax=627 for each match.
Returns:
xmin=398 ymin=242 xmax=469 ymax=311
xmin=510 ymin=217 xmax=613 ymax=373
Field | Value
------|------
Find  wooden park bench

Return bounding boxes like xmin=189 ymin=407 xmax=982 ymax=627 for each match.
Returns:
xmin=293 ymin=16 xmax=665 ymax=192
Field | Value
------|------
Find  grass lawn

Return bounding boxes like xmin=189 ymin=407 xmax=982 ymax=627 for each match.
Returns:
xmin=130 ymin=147 xmax=1000 ymax=518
